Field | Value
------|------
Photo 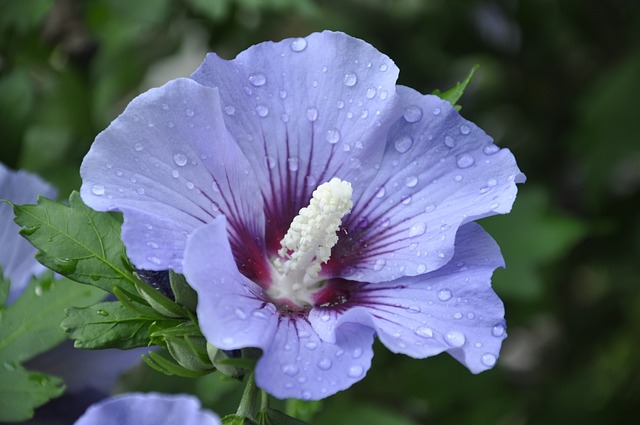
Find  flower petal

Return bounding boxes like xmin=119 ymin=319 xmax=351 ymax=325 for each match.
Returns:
xmin=183 ymin=217 xmax=375 ymax=400
xmin=183 ymin=216 xmax=278 ymax=350
xmin=191 ymin=31 xmax=402 ymax=251
xmin=331 ymin=86 xmax=524 ymax=282
xmin=80 ymin=78 xmax=266 ymax=274
xmin=74 ymin=393 xmax=220 ymax=425
xmin=255 ymin=318 xmax=374 ymax=401
xmin=311 ymin=222 xmax=507 ymax=374
xmin=0 ymin=163 xmax=57 ymax=303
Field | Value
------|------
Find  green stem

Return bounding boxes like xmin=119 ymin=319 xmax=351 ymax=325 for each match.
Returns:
xmin=236 ymin=371 xmax=260 ymax=420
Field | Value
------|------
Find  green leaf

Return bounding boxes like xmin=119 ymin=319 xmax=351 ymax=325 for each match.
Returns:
xmin=0 ymin=273 xmax=105 ymax=363
xmin=222 ymin=414 xmax=257 ymax=425
xmin=432 ymin=64 xmax=479 ymax=110
xmin=142 ymin=349 xmax=209 ymax=378
xmin=149 ymin=322 xmax=214 ymax=372
xmin=61 ymin=301 xmax=164 ymax=349
xmin=283 ymin=399 xmax=322 ymax=423
xmin=134 ymin=278 xmax=187 ymax=318
xmin=12 ymin=191 xmax=138 ymax=295
xmin=0 ymin=267 xmax=9 ymax=307
xmin=169 ymin=270 xmax=198 ymax=312
xmin=0 ymin=363 xmax=64 ymax=422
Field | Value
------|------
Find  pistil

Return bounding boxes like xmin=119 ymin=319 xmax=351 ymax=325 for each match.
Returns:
xmin=269 ymin=178 xmax=353 ymax=306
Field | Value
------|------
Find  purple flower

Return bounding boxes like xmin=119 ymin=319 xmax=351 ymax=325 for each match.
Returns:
xmin=74 ymin=393 xmax=220 ymax=425
xmin=0 ymin=162 xmax=57 ymax=303
xmin=80 ymin=31 xmax=524 ymax=400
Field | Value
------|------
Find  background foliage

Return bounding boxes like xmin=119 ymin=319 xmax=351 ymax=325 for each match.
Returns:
xmin=1 ymin=0 xmax=639 ymax=423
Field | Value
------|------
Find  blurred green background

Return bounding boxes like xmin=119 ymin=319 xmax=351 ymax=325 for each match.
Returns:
xmin=1 ymin=0 xmax=639 ymax=423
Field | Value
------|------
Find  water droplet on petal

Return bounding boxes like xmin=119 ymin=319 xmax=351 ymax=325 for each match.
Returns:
xmin=352 ymin=348 xmax=363 ymax=359
xmin=492 ymin=324 xmax=505 ymax=337
xmin=405 ymin=175 xmax=418 ymax=187
xmin=366 ymin=87 xmax=376 ymax=99
xmin=444 ymin=136 xmax=456 ymax=148
xmin=373 ymin=259 xmax=385 ymax=271
xmin=394 ymin=135 xmax=413 ymax=153
xmin=403 ymin=105 xmax=423 ymax=123
xmin=326 ymin=129 xmax=341 ymax=144
xmin=437 ymin=289 xmax=452 ymax=301
xmin=137 ymin=187 xmax=145 ymax=195
xmin=317 ymin=358 xmax=332 ymax=370
xmin=134 ymin=143 xmax=143 ymax=151
xmin=234 ymin=308 xmax=247 ymax=319
xmin=433 ymin=107 xmax=441 ymax=115
xmin=290 ymin=37 xmax=307 ymax=52
xmin=486 ymin=178 xmax=497 ymax=187
xmin=306 ymin=107 xmax=318 ymax=122
xmin=409 ymin=222 xmax=426 ymax=237
xmin=445 ymin=331 xmax=466 ymax=347
xmin=287 ymin=157 xmax=299 ymax=171
xmin=425 ymin=203 xmax=436 ymax=213
xmin=484 ymin=144 xmax=500 ymax=155
xmin=456 ymin=154 xmax=475 ymax=169
xmin=173 ymin=153 xmax=188 ymax=167
xmin=301 ymin=390 xmax=312 ymax=400
xmin=379 ymin=63 xmax=388 ymax=71
xmin=186 ymin=109 xmax=194 ymax=117
xmin=416 ymin=264 xmax=427 ymax=273
xmin=171 ymin=170 xmax=179 ymax=179
xmin=281 ymin=363 xmax=299 ymax=376
xmin=147 ymin=256 xmax=161 ymax=265
xmin=347 ymin=365 xmax=364 ymax=378
xmin=264 ymin=155 xmax=276 ymax=169
xmin=224 ymin=105 xmax=235 ymax=115
xmin=460 ymin=125 xmax=471 ymax=135
xmin=415 ymin=326 xmax=433 ymax=338
xmin=481 ymin=353 xmax=497 ymax=366
xmin=248 ymin=73 xmax=266 ymax=86
xmin=91 ymin=184 xmax=105 ymax=196
xmin=256 ymin=105 xmax=269 ymax=117
xmin=344 ymin=72 xmax=357 ymax=87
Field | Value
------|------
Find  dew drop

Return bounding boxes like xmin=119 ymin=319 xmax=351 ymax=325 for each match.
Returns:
xmin=460 ymin=125 xmax=471 ymax=135
xmin=437 ymin=289 xmax=452 ymax=301
xmin=366 ymin=87 xmax=376 ymax=99
xmin=306 ymin=107 xmax=318 ymax=121
xmin=433 ymin=107 xmax=441 ymax=115
xmin=290 ymin=37 xmax=307 ymax=52
xmin=173 ymin=153 xmax=188 ymax=167
xmin=444 ymin=136 xmax=456 ymax=148
xmin=185 ymin=109 xmax=194 ymax=117
xmin=394 ymin=135 xmax=413 ymax=153
xmin=343 ymin=72 xmax=357 ymax=87
xmin=185 ymin=181 xmax=194 ymax=190
xmin=336 ymin=100 xmax=345 ymax=109
xmin=281 ymin=113 xmax=290 ymax=122
xmin=481 ymin=353 xmax=497 ymax=367
xmin=409 ymin=222 xmax=426 ymax=237
xmin=492 ymin=324 xmax=505 ymax=337
xmin=248 ymin=73 xmax=266 ymax=86
xmin=379 ymin=63 xmax=388 ymax=71
xmin=171 ymin=170 xmax=179 ymax=178
xmin=146 ymin=241 xmax=159 ymax=249
xmin=454 ymin=174 xmax=463 ymax=182
xmin=425 ymin=203 xmax=436 ymax=213
xmin=147 ymin=256 xmax=161 ymax=265
xmin=279 ymin=90 xmax=287 ymax=99
xmin=91 ymin=184 xmax=105 ymax=196
xmin=415 ymin=326 xmax=433 ymax=338
xmin=224 ymin=105 xmax=235 ymax=115
xmin=405 ymin=175 xmax=418 ymax=187
xmin=281 ymin=364 xmax=299 ymax=376
xmin=445 ymin=331 xmax=466 ymax=347
xmin=484 ymin=144 xmax=500 ymax=155
xmin=347 ymin=365 xmax=364 ymax=378
xmin=453 ymin=312 xmax=463 ymax=319
xmin=456 ymin=154 xmax=475 ymax=169
xmin=352 ymin=347 xmax=363 ymax=359
xmin=305 ymin=341 xmax=317 ymax=351
xmin=487 ymin=178 xmax=497 ymax=187
xmin=317 ymin=358 xmax=332 ymax=370
xmin=416 ymin=264 xmax=427 ymax=273
xmin=264 ymin=155 xmax=276 ymax=169
xmin=287 ymin=157 xmax=299 ymax=171
xmin=326 ymin=129 xmax=341 ymax=144
xmin=301 ymin=390 xmax=312 ymax=400
xmin=134 ymin=143 xmax=143 ymax=151
xmin=234 ymin=308 xmax=247 ymax=319
xmin=373 ymin=259 xmax=386 ymax=271
xmin=256 ymin=105 xmax=269 ymax=117
xmin=403 ymin=105 xmax=423 ymax=123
